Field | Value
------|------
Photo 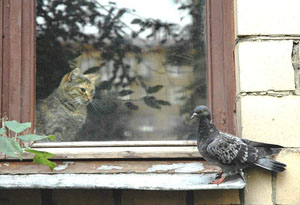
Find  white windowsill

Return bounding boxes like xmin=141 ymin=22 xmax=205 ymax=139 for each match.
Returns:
xmin=0 ymin=173 xmax=245 ymax=190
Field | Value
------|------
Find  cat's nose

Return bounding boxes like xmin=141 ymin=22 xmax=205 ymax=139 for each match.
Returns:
xmin=87 ymin=94 xmax=93 ymax=101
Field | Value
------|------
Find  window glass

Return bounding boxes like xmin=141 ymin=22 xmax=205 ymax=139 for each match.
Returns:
xmin=36 ymin=0 xmax=206 ymax=141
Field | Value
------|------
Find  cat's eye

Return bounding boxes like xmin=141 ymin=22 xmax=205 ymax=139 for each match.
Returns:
xmin=80 ymin=88 xmax=86 ymax=93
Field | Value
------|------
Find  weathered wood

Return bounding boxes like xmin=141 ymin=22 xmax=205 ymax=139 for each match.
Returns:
xmin=206 ymin=0 xmax=236 ymax=134
xmin=31 ymin=0 xmax=36 ymax=130
xmin=32 ymin=140 xmax=197 ymax=148
xmin=0 ymin=173 xmax=246 ymax=190
xmin=0 ymin=1 xmax=3 ymax=116
xmin=21 ymin=0 xmax=35 ymax=125
xmin=8 ymin=0 xmax=22 ymax=122
xmin=0 ymin=146 xmax=201 ymax=160
xmin=2 ymin=141 xmax=200 ymax=160
xmin=223 ymin=0 xmax=236 ymax=135
xmin=0 ymin=160 xmax=220 ymax=174
xmin=0 ymin=0 xmax=35 ymax=126
xmin=207 ymin=0 xmax=226 ymax=131
xmin=2 ymin=0 xmax=10 ymax=117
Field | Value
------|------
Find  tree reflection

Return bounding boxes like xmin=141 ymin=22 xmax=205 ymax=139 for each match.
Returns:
xmin=36 ymin=0 xmax=206 ymax=141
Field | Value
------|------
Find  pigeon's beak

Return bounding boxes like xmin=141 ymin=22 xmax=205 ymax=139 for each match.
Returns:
xmin=190 ymin=113 xmax=198 ymax=119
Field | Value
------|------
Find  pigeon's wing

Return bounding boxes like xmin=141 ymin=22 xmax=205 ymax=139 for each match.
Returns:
xmin=207 ymin=133 xmax=259 ymax=165
xmin=241 ymin=138 xmax=283 ymax=148
xmin=221 ymin=132 xmax=283 ymax=149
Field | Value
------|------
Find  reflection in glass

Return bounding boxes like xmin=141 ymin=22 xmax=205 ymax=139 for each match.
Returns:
xmin=36 ymin=0 xmax=206 ymax=141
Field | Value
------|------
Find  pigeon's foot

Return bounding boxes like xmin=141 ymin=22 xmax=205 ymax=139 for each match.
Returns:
xmin=216 ymin=171 xmax=223 ymax=178
xmin=210 ymin=176 xmax=227 ymax=185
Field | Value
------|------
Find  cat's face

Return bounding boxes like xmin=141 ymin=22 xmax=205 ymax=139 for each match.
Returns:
xmin=59 ymin=68 xmax=98 ymax=106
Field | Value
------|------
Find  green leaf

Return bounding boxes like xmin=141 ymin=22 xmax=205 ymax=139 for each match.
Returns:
xmin=125 ymin=102 xmax=139 ymax=110
xmin=143 ymin=96 xmax=161 ymax=109
xmin=146 ymin=85 xmax=164 ymax=94
xmin=48 ymin=135 xmax=56 ymax=142
xmin=0 ymin=128 xmax=6 ymax=134
xmin=119 ymin=89 xmax=134 ymax=97
xmin=25 ymin=148 xmax=57 ymax=171
xmin=18 ymin=134 xmax=56 ymax=142
xmin=35 ymin=156 xmax=57 ymax=171
xmin=0 ymin=136 xmax=23 ymax=159
xmin=25 ymin=148 xmax=55 ymax=158
xmin=155 ymin=100 xmax=171 ymax=106
xmin=5 ymin=121 xmax=31 ymax=133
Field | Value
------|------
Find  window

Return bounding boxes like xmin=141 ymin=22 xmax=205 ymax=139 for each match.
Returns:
xmin=0 ymin=0 xmax=235 ymax=155
xmin=0 ymin=0 xmax=244 ymax=191
xmin=167 ymin=86 xmax=186 ymax=105
xmin=35 ymin=0 xmax=208 ymax=142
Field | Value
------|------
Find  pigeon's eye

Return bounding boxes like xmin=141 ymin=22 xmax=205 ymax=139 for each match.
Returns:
xmin=80 ymin=88 xmax=86 ymax=93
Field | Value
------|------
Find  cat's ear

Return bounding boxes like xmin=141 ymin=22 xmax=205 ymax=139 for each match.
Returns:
xmin=67 ymin=68 xmax=81 ymax=82
xmin=60 ymin=68 xmax=81 ymax=85
xmin=84 ymin=73 xmax=101 ymax=85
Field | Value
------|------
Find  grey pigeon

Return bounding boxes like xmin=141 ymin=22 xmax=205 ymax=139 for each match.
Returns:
xmin=191 ymin=105 xmax=286 ymax=184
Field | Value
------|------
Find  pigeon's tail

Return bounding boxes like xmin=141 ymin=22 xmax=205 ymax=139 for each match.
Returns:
xmin=254 ymin=158 xmax=286 ymax=173
xmin=249 ymin=141 xmax=284 ymax=149
xmin=244 ymin=140 xmax=284 ymax=156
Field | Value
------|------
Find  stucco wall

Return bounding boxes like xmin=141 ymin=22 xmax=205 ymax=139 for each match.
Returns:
xmin=235 ymin=0 xmax=300 ymax=204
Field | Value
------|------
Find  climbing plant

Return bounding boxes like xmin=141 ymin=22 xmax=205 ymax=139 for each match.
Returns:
xmin=0 ymin=118 xmax=57 ymax=170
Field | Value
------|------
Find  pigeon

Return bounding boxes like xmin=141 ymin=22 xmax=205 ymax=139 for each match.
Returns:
xmin=191 ymin=105 xmax=286 ymax=184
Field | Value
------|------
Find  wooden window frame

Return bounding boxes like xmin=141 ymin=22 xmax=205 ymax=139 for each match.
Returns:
xmin=0 ymin=0 xmax=235 ymax=160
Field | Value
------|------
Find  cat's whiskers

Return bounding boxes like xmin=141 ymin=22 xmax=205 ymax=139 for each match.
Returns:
xmin=90 ymin=101 xmax=99 ymax=112
xmin=93 ymin=99 xmax=102 ymax=108
xmin=92 ymin=98 xmax=101 ymax=102
xmin=91 ymin=99 xmax=101 ymax=106
xmin=91 ymin=100 xmax=102 ymax=112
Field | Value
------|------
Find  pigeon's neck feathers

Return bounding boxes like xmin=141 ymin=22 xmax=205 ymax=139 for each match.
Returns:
xmin=198 ymin=118 xmax=217 ymax=141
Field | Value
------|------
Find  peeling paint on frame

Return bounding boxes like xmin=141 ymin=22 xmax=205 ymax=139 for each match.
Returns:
xmin=146 ymin=162 xmax=204 ymax=173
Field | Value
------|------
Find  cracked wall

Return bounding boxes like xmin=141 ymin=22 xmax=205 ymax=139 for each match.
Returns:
xmin=235 ymin=0 xmax=300 ymax=204
xmin=292 ymin=41 xmax=300 ymax=95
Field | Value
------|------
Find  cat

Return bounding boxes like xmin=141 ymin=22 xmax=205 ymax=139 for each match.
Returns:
xmin=36 ymin=68 xmax=99 ymax=141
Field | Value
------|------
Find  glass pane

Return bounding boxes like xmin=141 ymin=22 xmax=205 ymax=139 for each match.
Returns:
xmin=36 ymin=0 xmax=206 ymax=141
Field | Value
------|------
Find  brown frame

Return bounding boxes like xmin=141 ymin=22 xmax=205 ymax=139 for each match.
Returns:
xmin=0 ymin=0 xmax=235 ymax=159
xmin=0 ymin=0 xmax=36 ymax=126
xmin=207 ymin=0 xmax=236 ymax=134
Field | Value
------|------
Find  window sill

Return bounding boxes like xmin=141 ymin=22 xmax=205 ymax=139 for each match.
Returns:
xmin=0 ymin=173 xmax=245 ymax=190
xmin=0 ymin=160 xmax=246 ymax=190
xmin=0 ymin=141 xmax=245 ymax=190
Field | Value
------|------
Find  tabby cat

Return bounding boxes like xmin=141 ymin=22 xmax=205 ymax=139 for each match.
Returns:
xmin=36 ymin=68 xmax=98 ymax=141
